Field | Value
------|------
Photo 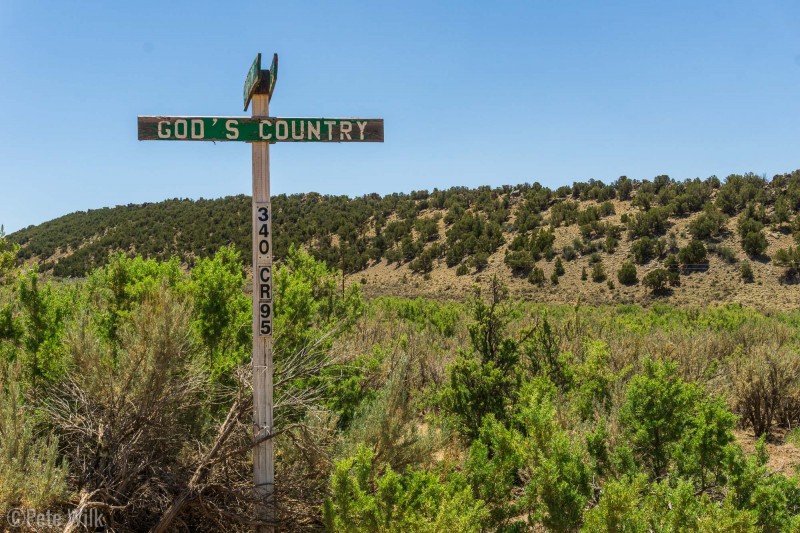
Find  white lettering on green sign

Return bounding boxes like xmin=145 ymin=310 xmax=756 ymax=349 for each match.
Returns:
xmin=139 ymin=117 xmax=383 ymax=142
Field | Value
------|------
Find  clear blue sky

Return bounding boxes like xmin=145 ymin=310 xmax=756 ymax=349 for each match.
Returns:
xmin=1 ymin=1 xmax=799 ymax=233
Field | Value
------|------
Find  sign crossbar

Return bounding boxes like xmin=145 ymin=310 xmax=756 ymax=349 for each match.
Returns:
xmin=138 ymin=116 xmax=384 ymax=142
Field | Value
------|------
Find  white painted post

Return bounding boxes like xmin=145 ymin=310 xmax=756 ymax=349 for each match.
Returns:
xmin=251 ymin=90 xmax=274 ymax=533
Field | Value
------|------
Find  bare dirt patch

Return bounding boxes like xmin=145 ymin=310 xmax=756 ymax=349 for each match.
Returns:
xmin=734 ymin=429 xmax=800 ymax=476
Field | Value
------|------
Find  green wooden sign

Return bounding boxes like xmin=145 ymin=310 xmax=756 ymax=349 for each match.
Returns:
xmin=138 ymin=116 xmax=384 ymax=142
xmin=243 ymin=53 xmax=262 ymax=111
xmin=267 ymin=53 xmax=278 ymax=102
xmin=243 ymin=53 xmax=278 ymax=111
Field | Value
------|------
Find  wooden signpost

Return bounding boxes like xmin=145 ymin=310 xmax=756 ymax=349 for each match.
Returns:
xmin=138 ymin=53 xmax=383 ymax=532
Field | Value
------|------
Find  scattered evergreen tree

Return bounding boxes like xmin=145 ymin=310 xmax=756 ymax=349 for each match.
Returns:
xmin=688 ymin=205 xmax=728 ymax=240
xmin=617 ymin=261 xmax=638 ymax=285
xmin=742 ymin=231 xmax=768 ymax=257
xmin=591 ymin=262 xmax=607 ymax=282
xmin=774 ymin=246 xmax=800 ymax=281
xmin=740 ymin=261 xmax=754 ymax=282
xmin=678 ymin=240 xmax=708 ymax=267
xmin=554 ymin=257 xmax=565 ymax=276
xmin=528 ymin=267 xmax=546 ymax=286
xmin=643 ymin=269 xmax=670 ymax=293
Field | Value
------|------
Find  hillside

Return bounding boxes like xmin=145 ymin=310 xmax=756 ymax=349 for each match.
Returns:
xmin=9 ymin=170 xmax=800 ymax=309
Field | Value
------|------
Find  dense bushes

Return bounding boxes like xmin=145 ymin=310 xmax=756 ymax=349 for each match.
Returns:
xmin=323 ymin=445 xmax=486 ymax=532
xmin=0 ymin=237 xmax=368 ymax=530
xmin=10 ymin=170 xmax=800 ymax=286
xmin=4 ymin=226 xmax=800 ymax=531
xmin=688 ymin=205 xmax=728 ymax=240
xmin=626 ymin=207 xmax=671 ymax=238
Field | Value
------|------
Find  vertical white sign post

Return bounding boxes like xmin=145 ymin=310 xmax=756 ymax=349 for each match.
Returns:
xmin=247 ymin=53 xmax=276 ymax=533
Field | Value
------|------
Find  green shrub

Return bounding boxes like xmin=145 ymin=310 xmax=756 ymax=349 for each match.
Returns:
xmin=190 ymin=246 xmax=249 ymax=375
xmin=737 ymin=213 xmax=764 ymax=238
xmin=592 ymin=262 xmax=607 ymax=282
xmin=274 ymin=246 xmax=364 ymax=357
xmin=562 ymin=245 xmax=577 ymax=261
xmin=742 ymin=231 xmax=768 ymax=257
xmin=455 ymin=264 xmax=469 ymax=276
xmin=616 ymin=176 xmax=633 ymax=200
xmin=617 ymin=262 xmax=638 ymax=285
xmin=673 ymin=395 xmax=736 ymax=491
xmin=581 ymin=266 xmax=588 ymax=281
xmin=385 ymin=247 xmax=403 ymax=264
xmin=708 ymin=243 xmax=737 ymax=264
xmin=504 ymin=250 xmax=534 ymax=274
xmin=524 ymin=430 xmax=591 ymax=531
xmin=688 ymin=206 xmax=728 ymax=240
xmin=323 ymin=445 xmax=487 ymax=533
xmin=441 ymin=279 xmax=520 ymax=439
xmin=528 ymin=267 xmax=546 ymax=286
xmin=581 ymin=475 xmax=649 ymax=532
xmin=620 ymin=358 xmax=699 ymax=478
xmin=471 ymin=252 xmax=489 ymax=271
xmin=465 ymin=415 xmax=526 ymax=527
xmin=0 ymin=363 xmax=68 ymax=514
xmin=642 ymin=269 xmax=670 ymax=293
xmin=409 ymin=247 xmax=437 ymax=273
xmin=0 ymin=227 xmax=18 ymax=285
xmin=678 ymin=239 xmax=708 ymax=266
xmin=627 ymin=207 xmax=671 ymax=238
xmin=573 ymin=341 xmax=614 ymax=419
xmin=774 ymin=246 xmax=800 ymax=280
xmin=631 ymin=237 xmax=655 ymax=264
xmin=740 ymin=261 xmax=754 ymax=282
xmin=401 ymin=236 xmax=423 ymax=262
xmin=554 ymin=257 xmax=565 ymax=276
xmin=16 ymin=269 xmax=71 ymax=385
xmin=605 ymin=234 xmax=619 ymax=253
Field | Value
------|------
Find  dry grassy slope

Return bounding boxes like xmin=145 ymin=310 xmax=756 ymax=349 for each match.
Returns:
xmin=357 ymin=197 xmax=800 ymax=311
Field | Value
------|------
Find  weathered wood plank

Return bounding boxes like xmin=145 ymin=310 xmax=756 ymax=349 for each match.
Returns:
xmin=250 ymin=93 xmax=274 ymax=533
xmin=138 ymin=116 xmax=384 ymax=142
